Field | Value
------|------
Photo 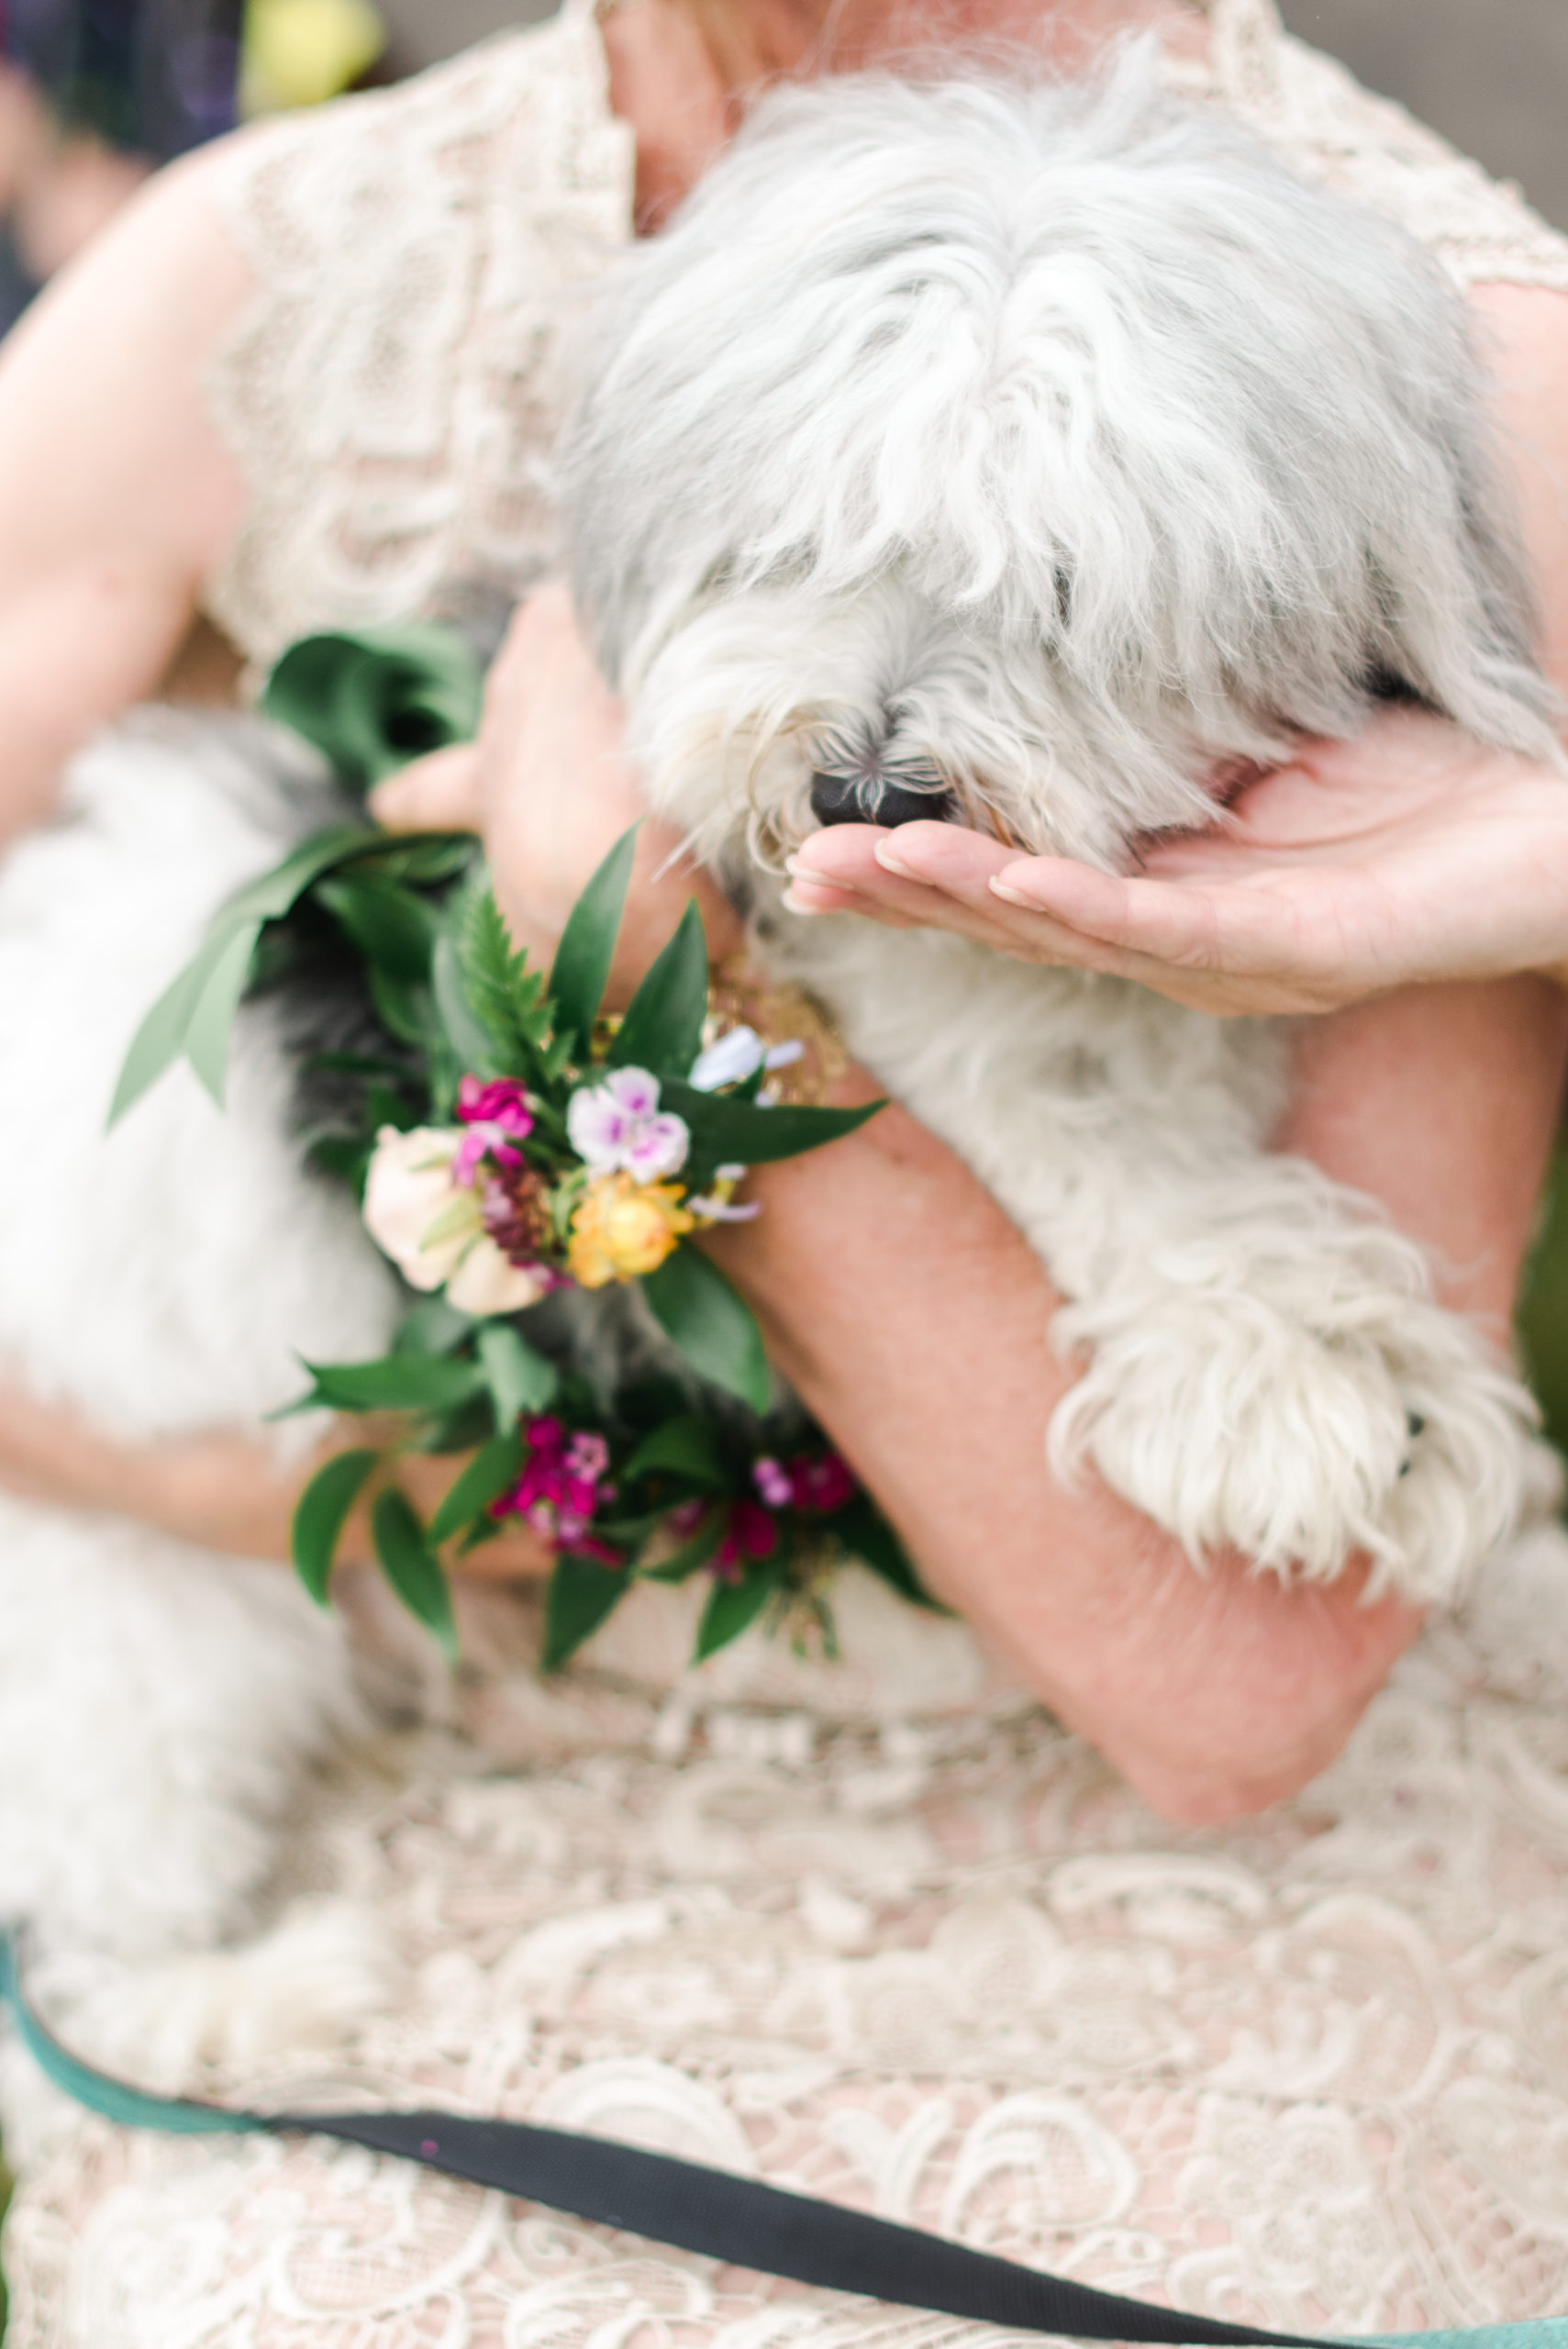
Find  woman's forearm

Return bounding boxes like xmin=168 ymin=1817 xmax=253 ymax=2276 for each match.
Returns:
xmin=702 ymin=1068 xmax=1423 ymax=1824
xmin=1280 ymin=974 xmax=1568 ymax=1326
xmin=0 ymin=1378 xmax=553 ymax=1581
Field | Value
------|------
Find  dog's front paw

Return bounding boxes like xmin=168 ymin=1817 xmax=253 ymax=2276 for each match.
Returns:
xmin=1051 ymin=1266 xmax=1534 ymax=1603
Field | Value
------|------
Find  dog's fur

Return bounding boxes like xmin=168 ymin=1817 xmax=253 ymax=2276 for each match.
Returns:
xmin=0 ymin=58 xmax=1558 ymax=2043
xmin=559 ymin=57 xmax=1560 ymax=1599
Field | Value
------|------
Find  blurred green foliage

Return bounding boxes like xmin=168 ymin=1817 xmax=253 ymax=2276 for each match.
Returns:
xmin=1518 ymin=1147 xmax=1568 ymax=1457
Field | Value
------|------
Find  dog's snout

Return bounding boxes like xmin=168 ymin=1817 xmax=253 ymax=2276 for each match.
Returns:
xmin=809 ymin=770 xmax=956 ymax=829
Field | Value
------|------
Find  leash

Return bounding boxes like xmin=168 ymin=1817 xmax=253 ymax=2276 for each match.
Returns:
xmin=3 ymin=1930 xmax=1563 ymax=2349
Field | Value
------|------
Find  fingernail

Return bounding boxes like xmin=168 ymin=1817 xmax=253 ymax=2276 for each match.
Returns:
xmin=989 ymin=881 xmax=1032 ymax=907
xmin=874 ymin=844 xmax=914 ymax=877
xmin=781 ymin=885 xmax=818 ymax=915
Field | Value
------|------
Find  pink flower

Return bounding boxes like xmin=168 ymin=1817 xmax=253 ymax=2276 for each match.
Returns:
xmin=568 ymin=1431 xmax=611 ymax=1482
xmin=750 ymin=1452 xmax=857 ymax=1515
xmin=753 ymin=1457 xmax=795 ymax=1509
xmin=459 ymin=1075 xmax=534 ymax=1132
xmin=453 ymin=1075 xmax=535 ymax=1187
xmin=567 ymin=1067 xmax=690 ymax=1184
xmin=492 ymin=1414 xmax=615 ymax=1551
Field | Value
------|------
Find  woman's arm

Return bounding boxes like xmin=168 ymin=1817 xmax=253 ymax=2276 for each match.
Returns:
xmin=0 ymin=139 xmax=248 ymax=841
xmin=375 ymin=590 xmax=1568 ymax=1823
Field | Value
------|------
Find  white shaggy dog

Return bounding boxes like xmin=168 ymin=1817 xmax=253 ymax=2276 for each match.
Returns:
xmin=0 ymin=724 xmax=404 ymax=2075
xmin=560 ymin=58 xmax=1561 ymax=1602
xmin=0 ymin=56 xmax=1557 ymax=2032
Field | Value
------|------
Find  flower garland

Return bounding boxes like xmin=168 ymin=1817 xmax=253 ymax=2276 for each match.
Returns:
xmin=115 ymin=625 xmax=931 ymax=1669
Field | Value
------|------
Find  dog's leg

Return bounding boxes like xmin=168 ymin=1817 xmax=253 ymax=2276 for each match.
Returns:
xmin=784 ymin=924 xmax=1534 ymax=1605
xmin=0 ymin=1494 xmax=365 ymax=1955
xmin=1041 ymin=1141 xmax=1535 ymax=1603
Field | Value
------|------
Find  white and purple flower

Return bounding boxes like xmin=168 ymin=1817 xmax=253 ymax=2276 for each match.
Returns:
xmin=567 ymin=1066 xmax=690 ymax=1184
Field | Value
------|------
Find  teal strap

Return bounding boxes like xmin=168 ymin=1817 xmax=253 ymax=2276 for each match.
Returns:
xmin=0 ymin=1933 xmax=260 ymax=2138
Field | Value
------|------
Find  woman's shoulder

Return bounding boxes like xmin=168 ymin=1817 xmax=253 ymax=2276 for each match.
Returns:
xmin=1176 ymin=0 xmax=1568 ymax=296
xmin=200 ymin=12 xmax=635 ymax=674
xmin=210 ymin=13 xmax=633 ymax=292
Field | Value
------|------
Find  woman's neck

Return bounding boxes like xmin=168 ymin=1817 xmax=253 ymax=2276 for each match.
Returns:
xmin=604 ymin=0 xmax=1207 ymax=229
xmin=821 ymin=0 xmax=1204 ymax=74
xmin=714 ymin=0 xmax=1205 ymax=81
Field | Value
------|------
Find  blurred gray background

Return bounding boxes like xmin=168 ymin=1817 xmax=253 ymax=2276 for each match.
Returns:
xmin=376 ymin=0 xmax=1568 ymax=231
xmin=1279 ymin=0 xmax=1567 ymax=229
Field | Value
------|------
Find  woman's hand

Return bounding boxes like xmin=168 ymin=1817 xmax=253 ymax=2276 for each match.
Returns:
xmin=784 ymin=707 xmax=1568 ymax=1015
xmin=372 ymin=582 xmax=741 ymax=990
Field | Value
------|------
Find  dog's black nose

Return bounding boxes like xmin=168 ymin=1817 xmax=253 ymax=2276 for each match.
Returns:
xmin=809 ymin=770 xmax=955 ymax=829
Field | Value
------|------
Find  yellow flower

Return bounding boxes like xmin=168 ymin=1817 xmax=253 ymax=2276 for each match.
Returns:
xmin=568 ymin=1173 xmax=695 ymax=1288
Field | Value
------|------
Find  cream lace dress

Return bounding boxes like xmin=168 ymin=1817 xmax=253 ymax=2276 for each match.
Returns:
xmin=11 ymin=3 xmax=1568 ymax=2339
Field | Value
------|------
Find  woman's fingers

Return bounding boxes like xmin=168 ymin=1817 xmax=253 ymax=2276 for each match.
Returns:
xmin=368 ymin=741 xmax=484 ymax=834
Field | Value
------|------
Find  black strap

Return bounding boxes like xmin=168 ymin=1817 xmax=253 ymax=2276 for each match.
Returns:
xmin=0 ymin=1932 xmax=1346 ymax=2345
xmin=271 ymin=2106 xmax=1331 ymax=2346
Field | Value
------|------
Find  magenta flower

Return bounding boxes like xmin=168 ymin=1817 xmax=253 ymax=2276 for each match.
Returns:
xmin=567 ymin=1067 xmax=690 ymax=1184
xmin=749 ymin=1452 xmax=856 ymax=1515
xmin=715 ymin=1500 xmax=780 ymax=1577
xmin=492 ymin=1414 xmax=615 ymax=1553
xmin=453 ymin=1075 xmax=535 ymax=1186
xmin=791 ymin=1453 xmax=858 ymax=1514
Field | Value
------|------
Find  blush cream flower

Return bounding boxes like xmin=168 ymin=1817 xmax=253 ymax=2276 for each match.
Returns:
xmin=362 ymin=1125 xmax=549 ymax=1316
xmin=568 ymin=1172 xmax=695 ymax=1287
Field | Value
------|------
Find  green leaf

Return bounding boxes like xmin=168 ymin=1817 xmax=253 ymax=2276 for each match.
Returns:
xmin=608 ymin=900 xmax=709 ymax=1079
xmin=660 ymin=1082 xmax=886 ymax=1168
xmin=638 ymin=1507 xmax=724 ymax=1583
xmin=262 ymin=626 xmax=483 ymax=791
xmin=296 ymin=1354 xmax=487 ymax=1416
xmin=829 ymin=1495 xmax=944 ymax=1611
xmin=477 ymin=1323 xmax=559 ymax=1425
xmin=366 ymin=963 xmax=429 ymax=1047
xmin=640 ymin=1250 xmax=772 ymax=1412
xmin=110 ymin=908 xmax=262 ymax=1123
xmin=542 ymin=1553 xmax=630 ymax=1671
xmin=109 ymin=822 xmax=388 ymax=1125
xmin=695 ymin=1564 xmax=782 ymax=1662
xmin=315 ymin=875 xmax=435 ymax=983
xmin=623 ymin=1413 xmax=730 ymax=1490
xmin=456 ymin=885 xmax=560 ymax=1075
xmin=372 ymin=1488 xmax=458 ymax=1659
xmin=361 ymin=834 xmax=476 ymax=888
xmin=547 ymin=822 xmax=640 ymax=1058
xmin=428 ymin=1427 xmax=525 ymax=1545
xmin=432 ymin=930 xmax=502 ymax=1076
xmin=225 ymin=824 xmax=387 ymax=925
xmin=394 ymin=1296 xmax=473 ymax=1357
xmin=291 ymin=1448 xmax=379 ymax=1606
xmin=109 ymin=941 xmax=221 ymax=1126
xmin=183 ymin=922 xmax=270 ymax=1107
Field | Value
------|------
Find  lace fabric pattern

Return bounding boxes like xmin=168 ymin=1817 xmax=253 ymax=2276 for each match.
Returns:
xmin=12 ymin=1535 xmax=1568 ymax=2344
